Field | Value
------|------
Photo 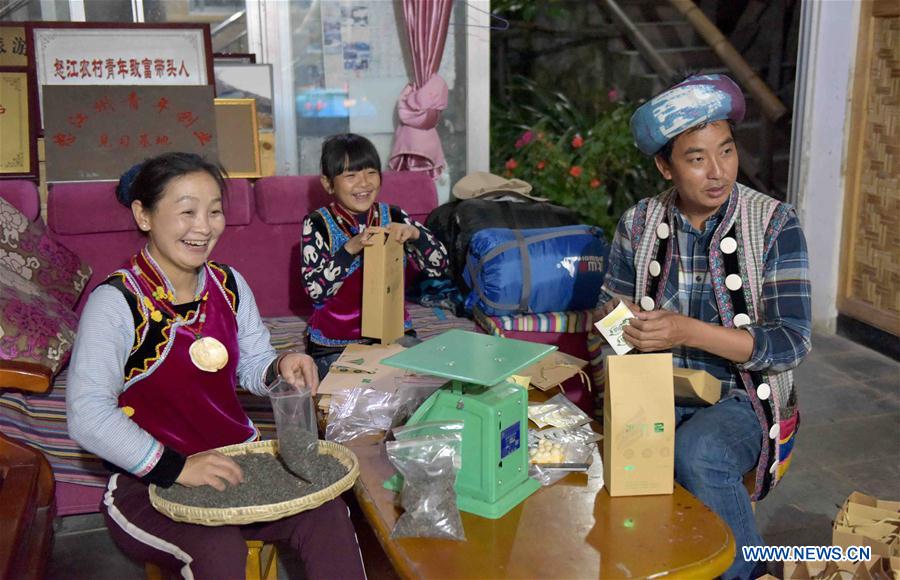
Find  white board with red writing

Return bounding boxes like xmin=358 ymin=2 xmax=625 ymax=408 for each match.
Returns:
xmin=42 ymin=85 xmax=217 ymax=182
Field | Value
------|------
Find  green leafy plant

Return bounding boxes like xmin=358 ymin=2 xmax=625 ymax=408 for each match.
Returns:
xmin=491 ymin=77 xmax=665 ymax=237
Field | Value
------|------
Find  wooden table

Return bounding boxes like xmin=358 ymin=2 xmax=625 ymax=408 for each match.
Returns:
xmin=350 ymin=440 xmax=734 ymax=579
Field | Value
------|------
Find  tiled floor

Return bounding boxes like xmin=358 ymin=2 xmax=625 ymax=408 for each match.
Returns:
xmin=46 ymin=331 xmax=899 ymax=579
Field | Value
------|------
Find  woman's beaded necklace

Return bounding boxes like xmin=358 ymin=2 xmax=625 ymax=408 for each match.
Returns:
xmin=131 ymin=249 xmax=228 ymax=372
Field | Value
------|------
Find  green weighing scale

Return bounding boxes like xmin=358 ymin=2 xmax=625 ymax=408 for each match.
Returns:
xmin=380 ymin=329 xmax=556 ymax=520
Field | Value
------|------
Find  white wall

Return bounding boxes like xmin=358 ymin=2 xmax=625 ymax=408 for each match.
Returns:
xmin=789 ymin=0 xmax=861 ymax=334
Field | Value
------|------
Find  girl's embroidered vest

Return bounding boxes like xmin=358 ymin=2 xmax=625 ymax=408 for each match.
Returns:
xmin=631 ymin=184 xmax=798 ymax=500
xmin=308 ymin=201 xmax=413 ymax=346
xmin=103 ymin=251 xmax=257 ymax=457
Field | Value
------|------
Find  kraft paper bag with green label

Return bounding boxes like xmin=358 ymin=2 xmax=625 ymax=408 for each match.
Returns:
xmin=603 ymin=353 xmax=675 ymax=496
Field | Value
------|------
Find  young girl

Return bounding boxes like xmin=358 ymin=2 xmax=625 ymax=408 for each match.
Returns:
xmin=66 ymin=152 xmax=365 ymax=578
xmin=301 ymin=133 xmax=448 ymax=377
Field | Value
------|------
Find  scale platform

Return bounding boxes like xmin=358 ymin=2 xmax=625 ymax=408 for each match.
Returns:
xmin=382 ymin=329 xmax=556 ymax=519
xmin=381 ymin=328 xmax=555 ymax=386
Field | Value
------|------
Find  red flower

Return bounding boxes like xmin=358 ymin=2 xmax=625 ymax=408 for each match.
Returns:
xmin=569 ymin=166 xmax=583 ymax=178
xmin=514 ymin=130 xmax=534 ymax=149
xmin=536 ymin=160 xmax=546 ymax=170
xmin=571 ymin=134 xmax=584 ymax=149
xmin=590 ymin=178 xmax=602 ymax=188
xmin=608 ymin=88 xmax=620 ymax=103
xmin=505 ymin=158 xmax=518 ymax=171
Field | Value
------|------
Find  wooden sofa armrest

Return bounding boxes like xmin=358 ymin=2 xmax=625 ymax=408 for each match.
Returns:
xmin=0 ymin=360 xmax=53 ymax=394
xmin=0 ymin=360 xmax=56 ymax=579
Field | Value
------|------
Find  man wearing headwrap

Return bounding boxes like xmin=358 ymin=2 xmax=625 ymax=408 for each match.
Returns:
xmin=596 ymin=74 xmax=811 ymax=579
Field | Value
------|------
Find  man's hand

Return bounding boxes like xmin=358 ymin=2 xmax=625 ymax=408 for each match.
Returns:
xmin=278 ymin=352 xmax=320 ymax=395
xmin=176 ymin=450 xmax=244 ymax=491
xmin=622 ymin=309 xmax=696 ymax=352
xmin=388 ymin=222 xmax=420 ymax=244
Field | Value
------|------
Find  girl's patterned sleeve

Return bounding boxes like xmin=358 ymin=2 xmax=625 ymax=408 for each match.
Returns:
xmin=301 ymin=212 xmax=357 ymax=305
xmin=390 ymin=206 xmax=448 ymax=279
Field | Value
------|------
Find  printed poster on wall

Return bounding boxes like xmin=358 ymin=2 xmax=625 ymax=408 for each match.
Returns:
xmin=42 ymin=84 xmax=217 ymax=182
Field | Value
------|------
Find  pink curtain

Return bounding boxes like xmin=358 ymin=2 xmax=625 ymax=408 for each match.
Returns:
xmin=388 ymin=0 xmax=453 ymax=179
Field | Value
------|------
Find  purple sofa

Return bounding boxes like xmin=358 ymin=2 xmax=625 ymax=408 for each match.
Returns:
xmin=1 ymin=171 xmax=463 ymax=516
xmin=49 ymin=171 xmax=438 ymax=317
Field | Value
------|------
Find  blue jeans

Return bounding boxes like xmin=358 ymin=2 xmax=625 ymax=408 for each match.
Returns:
xmin=675 ymin=393 xmax=764 ymax=580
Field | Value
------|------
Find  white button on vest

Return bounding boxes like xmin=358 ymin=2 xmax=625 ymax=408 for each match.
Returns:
xmin=720 ymin=236 xmax=737 ymax=254
xmin=656 ymin=222 xmax=670 ymax=240
xmin=725 ymin=274 xmax=743 ymax=291
xmin=756 ymin=383 xmax=771 ymax=400
xmin=769 ymin=460 xmax=778 ymax=475
xmin=769 ymin=424 xmax=780 ymax=440
xmin=649 ymin=260 xmax=661 ymax=277
xmin=640 ymin=296 xmax=656 ymax=311
xmin=733 ymin=313 xmax=752 ymax=327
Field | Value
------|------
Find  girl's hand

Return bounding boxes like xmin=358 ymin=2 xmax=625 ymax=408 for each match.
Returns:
xmin=278 ymin=352 xmax=320 ymax=395
xmin=176 ymin=450 xmax=244 ymax=491
xmin=344 ymin=228 xmax=382 ymax=255
xmin=388 ymin=223 xmax=420 ymax=244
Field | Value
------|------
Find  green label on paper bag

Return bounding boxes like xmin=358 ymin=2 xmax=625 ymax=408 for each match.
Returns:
xmin=654 ymin=423 xmax=664 ymax=433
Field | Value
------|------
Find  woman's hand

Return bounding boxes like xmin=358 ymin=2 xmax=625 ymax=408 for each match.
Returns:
xmin=622 ymin=309 xmax=696 ymax=352
xmin=344 ymin=228 xmax=382 ymax=255
xmin=388 ymin=223 xmax=420 ymax=244
xmin=176 ymin=450 xmax=244 ymax=491
xmin=278 ymin=352 xmax=320 ymax=395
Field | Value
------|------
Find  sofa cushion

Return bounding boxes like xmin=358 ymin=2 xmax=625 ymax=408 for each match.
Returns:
xmin=0 ymin=180 xmax=40 ymax=222
xmin=0 ymin=196 xmax=92 ymax=308
xmin=48 ymin=178 xmax=253 ymax=235
xmin=0 ymin=270 xmax=78 ymax=375
xmin=255 ymin=176 xmax=328 ymax=225
xmin=255 ymin=171 xmax=438 ymax=225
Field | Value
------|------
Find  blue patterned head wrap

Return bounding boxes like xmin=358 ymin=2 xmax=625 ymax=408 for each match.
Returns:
xmin=630 ymin=74 xmax=746 ymax=156
xmin=115 ymin=162 xmax=144 ymax=207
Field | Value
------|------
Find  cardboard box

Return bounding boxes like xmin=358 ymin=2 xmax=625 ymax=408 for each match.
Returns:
xmin=603 ymin=353 xmax=674 ymax=496
xmin=833 ymin=491 xmax=900 ymax=558
xmin=672 ymin=367 xmax=721 ymax=406
xmin=361 ymin=228 xmax=405 ymax=344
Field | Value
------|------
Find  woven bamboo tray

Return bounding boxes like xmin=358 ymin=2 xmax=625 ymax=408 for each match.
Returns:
xmin=149 ymin=439 xmax=359 ymax=526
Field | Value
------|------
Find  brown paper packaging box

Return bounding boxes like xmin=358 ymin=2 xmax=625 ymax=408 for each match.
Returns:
xmin=361 ymin=229 xmax=405 ymax=344
xmin=672 ymin=367 xmax=721 ymax=406
xmin=603 ymin=353 xmax=675 ymax=496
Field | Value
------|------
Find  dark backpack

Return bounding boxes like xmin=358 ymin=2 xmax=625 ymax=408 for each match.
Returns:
xmin=425 ymin=198 xmax=581 ymax=292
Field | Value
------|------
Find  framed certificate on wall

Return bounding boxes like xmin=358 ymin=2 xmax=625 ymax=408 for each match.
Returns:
xmin=0 ymin=72 xmax=35 ymax=176
xmin=28 ymin=22 xmax=214 ymax=129
xmin=214 ymin=98 xmax=260 ymax=178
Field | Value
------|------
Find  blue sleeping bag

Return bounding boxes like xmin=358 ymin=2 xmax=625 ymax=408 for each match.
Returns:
xmin=463 ymin=225 xmax=609 ymax=315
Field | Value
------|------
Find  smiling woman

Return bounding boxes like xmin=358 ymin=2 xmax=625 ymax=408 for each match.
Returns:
xmin=64 ymin=152 xmax=365 ymax=578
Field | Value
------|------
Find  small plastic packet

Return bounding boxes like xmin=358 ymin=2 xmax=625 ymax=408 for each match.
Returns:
xmin=324 ymin=387 xmax=396 ymax=443
xmin=386 ymin=432 xmax=465 ymax=541
xmin=269 ymin=378 xmax=319 ymax=479
xmin=392 ymin=420 xmax=465 ymax=443
xmin=534 ymin=424 xmax=602 ymax=446
xmin=528 ymin=393 xmax=592 ymax=429
xmin=527 ymin=427 xmax=596 ymax=486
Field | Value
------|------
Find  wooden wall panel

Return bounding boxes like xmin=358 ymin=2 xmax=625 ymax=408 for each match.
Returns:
xmin=838 ymin=0 xmax=900 ymax=336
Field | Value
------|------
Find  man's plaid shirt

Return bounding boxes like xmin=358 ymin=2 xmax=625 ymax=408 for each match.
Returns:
xmin=599 ymin=196 xmax=812 ymax=393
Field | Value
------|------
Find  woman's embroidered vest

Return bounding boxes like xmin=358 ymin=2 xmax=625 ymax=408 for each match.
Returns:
xmin=631 ymin=184 xmax=798 ymax=500
xmin=103 ymin=253 xmax=257 ymax=457
xmin=308 ymin=201 xmax=412 ymax=346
